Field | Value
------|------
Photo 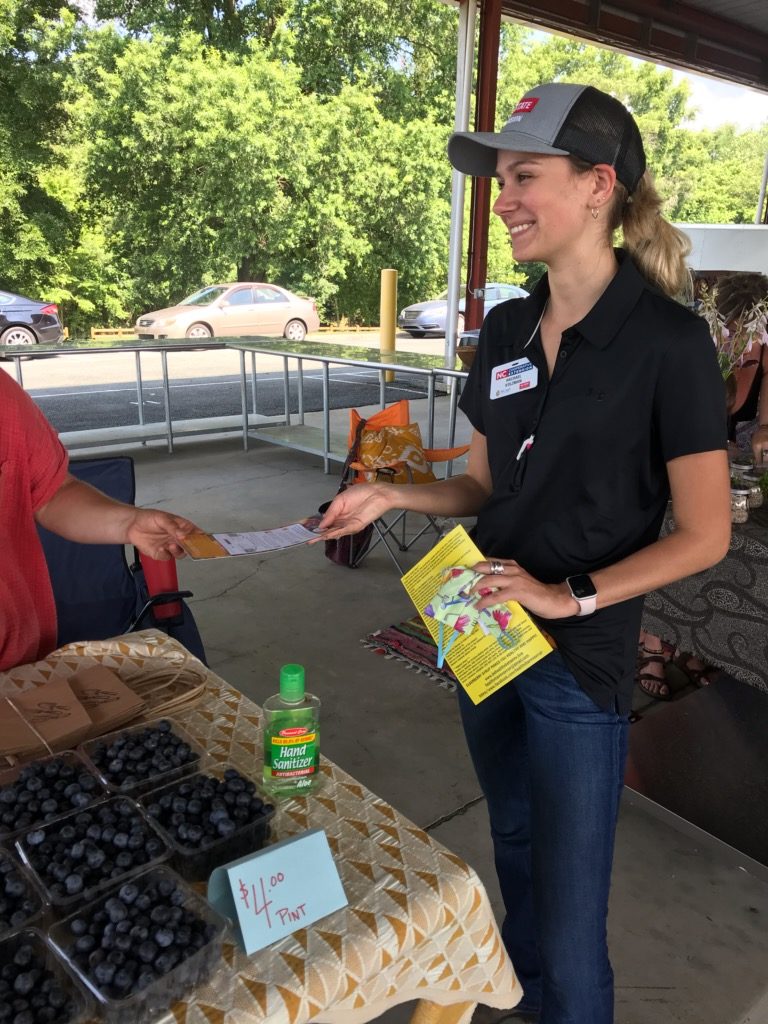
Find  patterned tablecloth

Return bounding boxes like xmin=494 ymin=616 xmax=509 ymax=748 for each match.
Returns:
xmin=1 ymin=632 xmax=522 ymax=1024
xmin=642 ymin=506 xmax=768 ymax=691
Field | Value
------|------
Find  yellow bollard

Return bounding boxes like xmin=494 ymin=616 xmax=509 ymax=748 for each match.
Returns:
xmin=380 ymin=268 xmax=397 ymax=384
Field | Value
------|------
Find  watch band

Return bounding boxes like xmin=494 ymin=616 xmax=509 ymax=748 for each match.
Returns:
xmin=572 ymin=592 xmax=597 ymax=616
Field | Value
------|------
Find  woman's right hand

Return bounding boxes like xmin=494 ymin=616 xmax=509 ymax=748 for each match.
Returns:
xmin=313 ymin=484 xmax=393 ymax=540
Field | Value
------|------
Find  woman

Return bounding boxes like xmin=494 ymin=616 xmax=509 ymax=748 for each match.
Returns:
xmin=318 ymin=83 xmax=730 ymax=1024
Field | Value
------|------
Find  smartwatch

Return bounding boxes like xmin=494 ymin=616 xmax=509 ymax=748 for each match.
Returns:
xmin=565 ymin=574 xmax=597 ymax=617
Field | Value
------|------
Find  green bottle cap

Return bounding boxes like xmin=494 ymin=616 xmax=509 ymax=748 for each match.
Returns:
xmin=279 ymin=664 xmax=305 ymax=702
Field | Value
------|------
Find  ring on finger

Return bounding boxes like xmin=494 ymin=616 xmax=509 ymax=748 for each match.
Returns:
xmin=489 ymin=560 xmax=505 ymax=576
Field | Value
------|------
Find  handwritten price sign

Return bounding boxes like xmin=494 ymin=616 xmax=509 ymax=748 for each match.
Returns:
xmin=208 ymin=829 xmax=348 ymax=954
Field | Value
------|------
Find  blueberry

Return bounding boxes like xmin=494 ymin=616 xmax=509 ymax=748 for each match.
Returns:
xmin=70 ymin=918 xmax=88 ymax=936
xmin=112 ymin=967 xmax=134 ymax=992
xmin=154 ymin=927 xmax=174 ymax=948
xmin=137 ymin=940 xmax=158 ymax=964
xmin=13 ymin=946 xmax=33 ymax=968
xmin=93 ymin=961 xmax=115 ymax=987
xmin=75 ymin=934 xmax=96 ymax=954
xmin=5 ymin=877 xmax=25 ymax=899
xmin=64 ymin=874 xmax=83 ymax=895
xmin=105 ymin=898 xmax=128 ymax=923
xmin=25 ymin=830 xmax=45 ymax=847
xmin=12 ymin=971 xmax=35 ymax=996
xmin=118 ymin=882 xmax=138 ymax=905
xmin=86 ymin=848 xmax=106 ymax=870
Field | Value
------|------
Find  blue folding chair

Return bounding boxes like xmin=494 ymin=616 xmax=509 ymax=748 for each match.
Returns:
xmin=37 ymin=456 xmax=207 ymax=664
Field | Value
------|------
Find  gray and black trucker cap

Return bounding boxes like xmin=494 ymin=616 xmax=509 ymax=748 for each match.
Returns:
xmin=448 ymin=83 xmax=646 ymax=193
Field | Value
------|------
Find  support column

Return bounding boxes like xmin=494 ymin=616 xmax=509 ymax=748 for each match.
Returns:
xmin=443 ymin=0 xmax=477 ymax=369
xmin=464 ymin=0 xmax=502 ymax=331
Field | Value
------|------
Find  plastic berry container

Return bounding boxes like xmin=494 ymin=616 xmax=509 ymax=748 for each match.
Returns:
xmin=48 ymin=865 xmax=229 ymax=1024
xmin=0 ymin=750 xmax=107 ymax=842
xmin=138 ymin=764 xmax=276 ymax=882
xmin=0 ymin=846 xmax=47 ymax=938
xmin=78 ymin=718 xmax=208 ymax=798
xmin=0 ymin=927 xmax=92 ymax=1024
xmin=15 ymin=795 xmax=170 ymax=910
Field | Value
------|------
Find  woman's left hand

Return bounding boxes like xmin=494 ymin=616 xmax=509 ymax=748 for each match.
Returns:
xmin=471 ymin=559 xmax=579 ymax=619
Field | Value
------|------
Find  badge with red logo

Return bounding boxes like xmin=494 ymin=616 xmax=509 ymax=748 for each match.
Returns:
xmin=512 ymin=97 xmax=539 ymax=116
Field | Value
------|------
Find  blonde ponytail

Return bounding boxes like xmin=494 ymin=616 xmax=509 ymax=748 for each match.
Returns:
xmin=616 ymin=170 xmax=692 ymax=300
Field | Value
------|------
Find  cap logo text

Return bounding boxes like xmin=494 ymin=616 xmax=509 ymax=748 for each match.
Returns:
xmin=512 ymin=98 xmax=539 ymax=115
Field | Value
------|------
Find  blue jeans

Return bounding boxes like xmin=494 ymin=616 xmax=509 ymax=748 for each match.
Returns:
xmin=457 ymin=651 xmax=628 ymax=1024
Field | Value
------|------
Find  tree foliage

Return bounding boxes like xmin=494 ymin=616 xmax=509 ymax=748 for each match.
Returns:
xmin=0 ymin=5 xmax=765 ymax=334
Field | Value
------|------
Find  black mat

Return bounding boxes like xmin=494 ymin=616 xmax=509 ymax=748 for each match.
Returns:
xmin=626 ymin=674 xmax=768 ymax=866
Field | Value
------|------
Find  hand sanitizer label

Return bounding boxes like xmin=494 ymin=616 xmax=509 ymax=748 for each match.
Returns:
xmin=270 ymin=727 xmax=319 ymax=779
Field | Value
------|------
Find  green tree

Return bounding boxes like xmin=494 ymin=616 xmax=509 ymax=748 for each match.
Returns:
xmin=0 ymin=5 xmax=131 ymax=334
xmin=94 ymin=0 xmax=285 ymax=50
xmin=75 ymin=32 xmax=455 ymax=322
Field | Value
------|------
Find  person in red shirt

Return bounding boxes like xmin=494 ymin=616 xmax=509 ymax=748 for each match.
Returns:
xmin=0 ymin=372 xmax=197 ymax=671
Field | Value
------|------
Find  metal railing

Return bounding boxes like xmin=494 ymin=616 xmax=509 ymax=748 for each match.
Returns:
xmin=0 ymin=336 xmax=469 ymax=466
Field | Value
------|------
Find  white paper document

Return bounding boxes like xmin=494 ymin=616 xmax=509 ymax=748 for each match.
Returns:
xmin=213 ymin=523 xmax=320 ymax=555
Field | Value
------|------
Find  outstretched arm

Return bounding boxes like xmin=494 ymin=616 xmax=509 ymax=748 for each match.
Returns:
xmin=314 ymin=430 xmax=493 ymax=541
xmin=34 ymin=475 xmax=198 ymax=560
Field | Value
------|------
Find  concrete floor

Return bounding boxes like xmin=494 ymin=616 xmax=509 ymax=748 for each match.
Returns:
xmin=76 ymin=398 xmax=768 ymax=1024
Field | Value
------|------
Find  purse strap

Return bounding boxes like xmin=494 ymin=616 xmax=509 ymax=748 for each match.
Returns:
xmin=336 ymin=418 xmax=368 ymax=493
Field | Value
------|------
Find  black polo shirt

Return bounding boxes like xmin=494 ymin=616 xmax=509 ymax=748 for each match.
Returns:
xmin=459 ymin=249 xmax=727 ymax=713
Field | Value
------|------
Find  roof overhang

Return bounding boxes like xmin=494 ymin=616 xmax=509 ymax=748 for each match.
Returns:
xmin=441 ymin=0 xmax=768 ymax=93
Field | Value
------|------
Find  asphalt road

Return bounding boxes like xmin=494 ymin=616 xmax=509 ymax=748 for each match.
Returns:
xmin=25 ymin=367 xmax=434 ymax=433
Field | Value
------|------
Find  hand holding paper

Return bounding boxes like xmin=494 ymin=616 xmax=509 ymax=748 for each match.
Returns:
xmin=181 ymin=518 xmax=324 ymax=559
xmin=401 ymin=526 xmax=552 ymax=704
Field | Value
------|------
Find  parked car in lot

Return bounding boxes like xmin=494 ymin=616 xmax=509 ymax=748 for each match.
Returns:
xmin=135 ymin=283 xmax=320 ymax=342
xmin=0 ymin=290 xmax=64 ymax=345
xmin=398 ymin=282 xmax=529 ymax=337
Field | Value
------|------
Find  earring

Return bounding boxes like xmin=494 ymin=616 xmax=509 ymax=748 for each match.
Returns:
xmin=591 ymin=207 xmax=599 ymax=220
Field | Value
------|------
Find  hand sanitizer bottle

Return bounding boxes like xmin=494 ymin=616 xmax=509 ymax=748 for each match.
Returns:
xmin=262 ymin=664 xmax=321 ymax=797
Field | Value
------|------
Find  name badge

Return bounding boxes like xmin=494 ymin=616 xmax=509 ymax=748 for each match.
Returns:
xmin=490 ymin=358 xmax=539 ymax=400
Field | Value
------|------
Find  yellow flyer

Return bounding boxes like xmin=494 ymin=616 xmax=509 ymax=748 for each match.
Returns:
xmin=401 ymin=525 xmax=552 ymax=704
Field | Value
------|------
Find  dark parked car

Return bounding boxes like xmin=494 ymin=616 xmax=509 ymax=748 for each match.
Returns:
xmin=398 ymin=282 xmax=529 ymax=337
xmin=0 ymin=290 xmax=64 ymax=345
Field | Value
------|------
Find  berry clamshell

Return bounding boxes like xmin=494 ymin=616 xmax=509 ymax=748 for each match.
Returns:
xmin=138 ymin=764 xmax=276 ymax=882
xmin=15 ymin=794 xmax=170 ymax=910
xmin=0 ymin=927 xmax=92 ymax=1024
xmin=78 ymin=717 xmax=209 ymax=798
xmin=48 ymin=865 xmax=229 ymax=1024
xmin=0 ymin=750 xmax=107 ymax=843
xmin=0 ymin=846 xmax=48 ymax=939
xmin=77 ymin=712 xmax=207 ymax=798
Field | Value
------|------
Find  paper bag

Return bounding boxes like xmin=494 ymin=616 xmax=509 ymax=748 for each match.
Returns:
xmin=69 ymin=666 xmax=146 ymax=735
xmin=0 ymin=678 xmax=93 ymax=758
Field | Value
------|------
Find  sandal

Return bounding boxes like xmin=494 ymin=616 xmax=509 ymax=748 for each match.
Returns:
xmin=636 ymin=648 xmax=671 ymax=700
xmin=636 ymin=634 xmax=680 ymax=700
xmin=637 ymin=632 xmax=677 ymax=663
xmin=673 ymin=652 xmax=719 ymax=688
